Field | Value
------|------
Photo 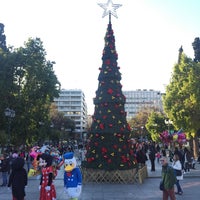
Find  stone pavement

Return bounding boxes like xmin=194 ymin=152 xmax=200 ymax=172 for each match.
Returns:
xmin=0 ymin=159 xmax=200 ymax=200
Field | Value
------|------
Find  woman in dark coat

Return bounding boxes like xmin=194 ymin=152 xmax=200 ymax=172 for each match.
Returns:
xmin=8 ymin=157 xmax=28 ymax=200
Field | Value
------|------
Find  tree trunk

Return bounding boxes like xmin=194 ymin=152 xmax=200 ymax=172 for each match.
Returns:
xmin=193 ymin=135 xmax=199 ymax=159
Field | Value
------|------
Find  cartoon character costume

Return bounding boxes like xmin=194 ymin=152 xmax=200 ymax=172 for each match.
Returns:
xmin=28 ymin=146 xmax=41 ymax=177
xmin=8 ymin=157 xmax=28 ymax=200
xmin=39 ymin=153 xmax=57 ymax=200
xmin=63 ymin=152 xmax=82 ymax=200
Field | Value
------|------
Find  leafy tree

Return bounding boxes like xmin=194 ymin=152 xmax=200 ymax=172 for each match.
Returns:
xmin=145 ymin=111 xmax=168 ymax=142
xmin=163 ymin=52 xmax=200 ymax=157
xmin=49 ymin=103 xmax=75 ymax=142
xmin=128 ymin=109 xmax=151 ymax=139
xmin=14 ymin=38 xmax=60 ymax=145
xmin=0 ymin=34 xmax=60 ymax=146
xmin=192 ymin=37 xmax=200 ymax=62
xmin=0 ymin=23 xmax=7 ymax=51
xmin=0 ymin=24 xmax=17 ymax=144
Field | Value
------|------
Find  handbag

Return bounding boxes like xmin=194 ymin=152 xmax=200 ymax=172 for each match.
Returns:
xmin=159 ymin=180 xmax=164 ymax=191
xmin=159 ymin=169 xmax=166 ymax=191
xmin=175 ymin=169 xmax=182 ymax=176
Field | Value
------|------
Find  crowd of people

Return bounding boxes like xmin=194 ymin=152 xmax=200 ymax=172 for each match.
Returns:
xmin=0 ymin=142 xmax=83 ymax=200
xmin=132 ymin=139 xmax=199 ymax=200
xmin=0 ymin=140 xmax=199 ymax=200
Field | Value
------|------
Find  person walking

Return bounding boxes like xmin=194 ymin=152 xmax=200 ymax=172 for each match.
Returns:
xmin=8 ymin=157 xmax=28 ymax=200
xmin=172 ymin=154 xmax=183 ymax=195
xmin=148 ymin=141 xmax=156 ymax=171
xmin=136 ymin=143 xmax=147 ymax=168
xmin=0 ymin=154 xmax=10 ymax=186
xmin=25 ymin=152 xmax=32 ymax=173
xmin=183 ymin=147 xmax=192 ymax=173
xmin=174 ymin=147 xmax=184 ymax=170
xmin=160 ymin=157 xmax=177 ymax=200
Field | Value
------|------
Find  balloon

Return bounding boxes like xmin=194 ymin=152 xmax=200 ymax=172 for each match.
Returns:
xmin=173 ymin=134 xmax=178 ymax=141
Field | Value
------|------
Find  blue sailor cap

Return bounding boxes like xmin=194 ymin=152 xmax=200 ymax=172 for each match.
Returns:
xmin=63 ymin=152 xmax=74 ymax=160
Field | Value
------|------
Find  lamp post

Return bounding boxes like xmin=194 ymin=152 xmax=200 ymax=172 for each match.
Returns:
xmin=165 ymin=119 xmax=173 ymax=133
xmin=141 ymin=126 xmax=144 ymax=141
xmin=4 ymin=108 xmax=15 ymax=147
xmin=165 ymin=119 xmax=173 ymax=150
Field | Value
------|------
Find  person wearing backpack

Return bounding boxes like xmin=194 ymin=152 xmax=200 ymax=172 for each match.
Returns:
xmin=160 ymin=156 xmax=177 ymax=200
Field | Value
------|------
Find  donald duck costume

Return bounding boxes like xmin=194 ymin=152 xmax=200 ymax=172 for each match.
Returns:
xmin=63 ymin=152 xmax=82 ymax=200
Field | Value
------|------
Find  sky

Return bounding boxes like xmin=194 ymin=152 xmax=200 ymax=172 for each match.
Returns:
xmin=1 ymin=0 xmax=200 ymax=114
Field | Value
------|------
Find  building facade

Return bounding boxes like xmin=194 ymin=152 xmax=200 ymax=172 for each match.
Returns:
xmin=54 ymin=89 xmax=87 ymax=140
xmin=123 ymin=89 xmax=163 ymax=120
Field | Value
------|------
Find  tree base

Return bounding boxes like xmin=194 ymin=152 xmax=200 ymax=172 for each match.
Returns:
xmin=81 ymin=167 xmax=137 ymax=184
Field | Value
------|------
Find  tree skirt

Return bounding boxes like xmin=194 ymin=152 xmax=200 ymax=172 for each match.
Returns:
xmin=81 ymin=167 xmax=137 ymax=184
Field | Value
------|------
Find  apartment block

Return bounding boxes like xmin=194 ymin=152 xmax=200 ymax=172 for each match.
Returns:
xmin=54 ymin=89 xmax=87 ymax=139
xmin=123 ymin=89 xmax=163 ymax=120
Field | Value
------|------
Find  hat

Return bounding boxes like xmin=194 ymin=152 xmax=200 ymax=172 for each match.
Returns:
xmin=63 ymin=152 xmax=74 ymax=160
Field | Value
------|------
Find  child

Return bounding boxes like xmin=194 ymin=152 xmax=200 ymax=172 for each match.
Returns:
xmin=155 ymin=151 xmax=161 ymax=163
xmin=8 ymin=157 xmax=28 ymax=200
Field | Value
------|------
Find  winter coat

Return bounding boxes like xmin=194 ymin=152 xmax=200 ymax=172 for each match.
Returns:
xmin=8 ymin=157 xmax=28 ymax=200
xmin=0 ymin=157 xmax=10 ymax=172
xmin=161 ymin=164 xmax=177 ymax=190
xmin=136 ymin=150 xmax=147 ymax=164
xmin=148 ymin=145 xmax=156 ymax=160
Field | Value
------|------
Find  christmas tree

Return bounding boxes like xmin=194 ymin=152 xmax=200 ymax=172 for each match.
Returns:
xmin=82 ymin=0 xmax=137 ymax=171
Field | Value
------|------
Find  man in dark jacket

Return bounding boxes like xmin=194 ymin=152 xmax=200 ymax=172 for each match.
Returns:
xmin=0 ymin=154 xmax=10 ymax=186
xmin=8 ymin=157 xmax=28 ymax=200
xmin=148 ymin=142 xmax=156 ymax=171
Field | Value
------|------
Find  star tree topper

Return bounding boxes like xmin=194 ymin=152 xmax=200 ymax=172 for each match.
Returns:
xmin=98 ymin=0 xmax=122 ymax=19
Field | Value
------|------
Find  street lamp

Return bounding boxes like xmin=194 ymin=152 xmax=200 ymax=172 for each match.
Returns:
xmin=4 ymin=108 xmax=15 ymax=147
xmin=165 ymin=119 xmax=173 ymax=133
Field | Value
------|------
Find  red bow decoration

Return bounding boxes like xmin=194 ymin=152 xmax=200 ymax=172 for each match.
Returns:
xmin=107 ymin=88 xmax=113 ymax=94
xmin=67 ymin=172 xmax=72 ymax=177
xmin=99 ymin=123 xmax=104 ymax=129
xmin=101 ymin=147 xmax=108 ymax=154
xmin=105 ymin=59 xmax=110 ymax=65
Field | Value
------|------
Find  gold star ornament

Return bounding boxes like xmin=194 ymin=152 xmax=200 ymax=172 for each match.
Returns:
xmin=98 ymin=0 xmax=122 ymax=18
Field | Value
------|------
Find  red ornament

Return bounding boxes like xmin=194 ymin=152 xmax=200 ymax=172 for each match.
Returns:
xmin=107 ymin=88 xmax=113 ymax=94
xmin=94 ymin=142 xmax=98 ymax=146
xmin=99 ymin=123 xmax=104 ymax=129
xmin=87 ymin=157 xmax=95 ymax=162
xmin=104 ymin=155 xmax=108 ymax=159
xmin=105 ymin=59 xmax=110 ymax=65
xmin=120 ymin=127 xmax=124 ymax=131
xmin=127 ymin=124 xmax=131 ymax=131
xmin=121 ymin=156 xmax=127 ymax=163
xmin=115 ymin=104 xmax=119 ymax=108
xmin=101 ymin=147 xmax=108 ymax=153
xmin=109 ymin=44 xmax=113 ymax=49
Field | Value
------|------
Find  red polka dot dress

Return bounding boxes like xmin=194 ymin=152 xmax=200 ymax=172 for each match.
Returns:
xmin=39 ymin=166 xmax=56 ymax=200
